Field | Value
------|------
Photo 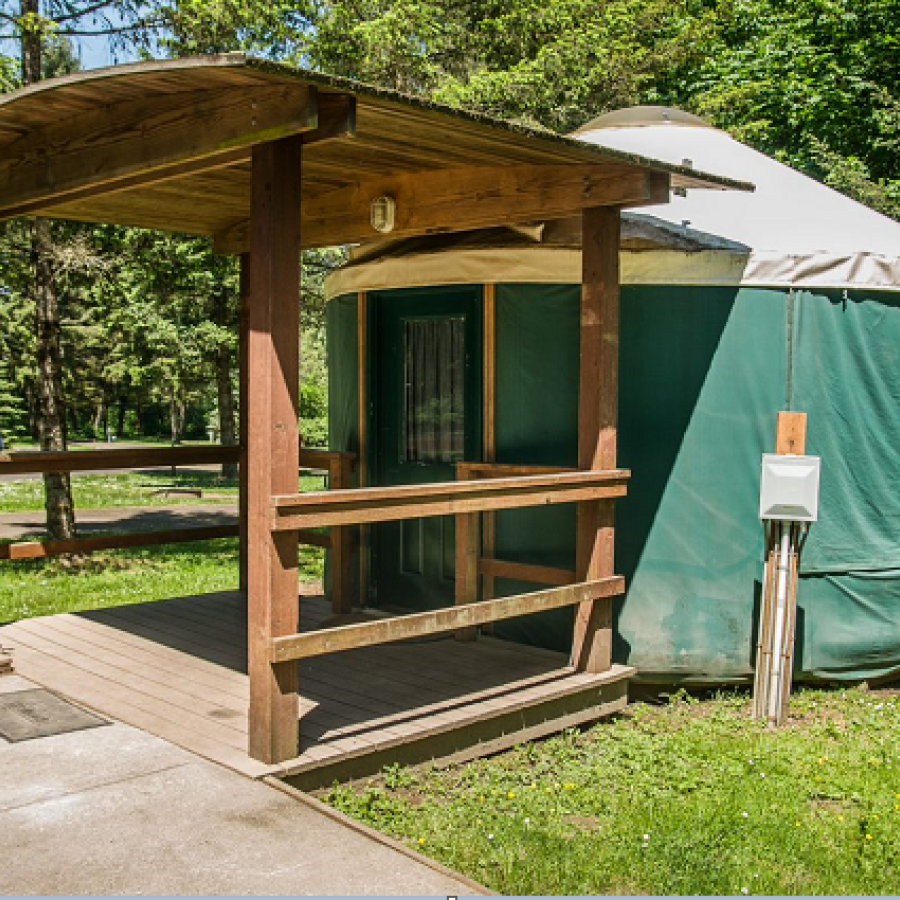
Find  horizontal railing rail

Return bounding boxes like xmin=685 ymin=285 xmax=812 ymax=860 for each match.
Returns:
xmin=268 ymin=466 xmax=630 ymax=660
xmin=0 ymin=525 xmax=337 ymax=561
xmin=270 ymin=576 xmax=624 ymax=663
xmin=0 ymin=449 xmax=355 ymax=581
xmin=271 ymin=468 xmax=629 ymax=531
xmin=476 ymin=557 xmax=575 ymax=587
xmin=456 ymin=461 xmax=578 ymax=591
xmin=0 ymin=445 xmax=240 ymax=475
xmin=0 ymin=446 xmax=354 ymax=476
xmin=0 ymin=525 xmax=240 ymax=560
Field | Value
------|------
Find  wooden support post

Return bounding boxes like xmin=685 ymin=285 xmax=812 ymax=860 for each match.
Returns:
xmin=357 ymin=291 xmax=370 ymax=605
xmin=246 ymin=136 xmax=303 ymax=764
xmin=572 ymin=206 xmax=621 ymax=673
xmin=329 ymin=455 xmax=355 ymax=615
xmin=455 ymin=469 xmax=480 ymax=642
xmin=482 ymin=283 xmax=497 ymax=610
xmin=239 ymin=253 xmax=250 ymax=594
xmin=776 ymin=411 xmax=807 ymax=455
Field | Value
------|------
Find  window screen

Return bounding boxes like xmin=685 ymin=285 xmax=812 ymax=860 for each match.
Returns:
xmin=403 ymin=317 xmax=465 ymax=463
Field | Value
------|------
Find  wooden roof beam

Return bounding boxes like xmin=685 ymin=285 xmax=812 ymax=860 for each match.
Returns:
xmin=0 ymin=84 xmax=355 ymax=220
xmin=214 ymin=163 xmax=669 ymax=254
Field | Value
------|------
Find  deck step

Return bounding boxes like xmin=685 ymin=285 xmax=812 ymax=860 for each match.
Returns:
xmin=278 ymin=663 xmax=633 ymax=790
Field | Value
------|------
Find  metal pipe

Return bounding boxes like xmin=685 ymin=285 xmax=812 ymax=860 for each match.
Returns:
xmin=767 ymin=522 xmax=792 ymax=724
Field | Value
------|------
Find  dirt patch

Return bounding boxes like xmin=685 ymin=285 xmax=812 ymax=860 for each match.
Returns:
xmin=563 ymin=814 xmax=601 ymax=833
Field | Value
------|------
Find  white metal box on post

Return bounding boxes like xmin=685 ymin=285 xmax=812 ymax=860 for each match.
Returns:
xmin=759 ymin=454 xmax=821 ymax=523
xmin=753 ymin=425 xmax=821 ymax=727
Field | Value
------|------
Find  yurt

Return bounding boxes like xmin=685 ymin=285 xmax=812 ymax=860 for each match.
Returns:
xmin=325 ymin=107 xmax=900 ymax=685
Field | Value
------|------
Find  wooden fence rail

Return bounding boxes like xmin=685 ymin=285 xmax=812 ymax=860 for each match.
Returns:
xmin=270 ymin=576 xmax=624 ymax=662
xmin=0 ymin=525 xmax=336 ymax=561
xmin=272 ymin=469 xmax=629 ymax=530
xmin=0 ymin=525 xmax=240 ymax=560
xmin=0 ymin=445 xmax=348 ymax=476
xmin=0 ymin=447 xmax=357 ymax=615
xmin=267 ymin=466 xmax=630 ymax=660
xmin=0 ymin=445 xmax=240 ymax=475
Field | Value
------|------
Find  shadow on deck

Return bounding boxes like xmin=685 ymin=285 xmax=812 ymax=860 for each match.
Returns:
xmin=0 ymin=591 xmax=632 ymax=788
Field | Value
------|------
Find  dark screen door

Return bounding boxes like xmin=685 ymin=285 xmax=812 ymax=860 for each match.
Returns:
xmin=372 ymin=288 xmax=481 ymax=611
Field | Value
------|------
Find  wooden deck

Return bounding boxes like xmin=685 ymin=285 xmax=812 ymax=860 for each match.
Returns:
xmin=0 ymin=591 xmax=632 ymax=788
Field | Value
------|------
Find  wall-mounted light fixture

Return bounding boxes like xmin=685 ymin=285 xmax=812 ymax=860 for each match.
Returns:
xmin=370 ymin=195 xmax=396 ymax=234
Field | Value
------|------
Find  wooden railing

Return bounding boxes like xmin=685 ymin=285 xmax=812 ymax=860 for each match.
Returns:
xmin=457 ymin=462 xmax=578 ymax=593
xmin=267 ymin=465 xmax=629 ymax=663
xmin=0 ymin=446 xmax=357 ymax=614
xmin=0 ymin=444 xmax=241 ymax=475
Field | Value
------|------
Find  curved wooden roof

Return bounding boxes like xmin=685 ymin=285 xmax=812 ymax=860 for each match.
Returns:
xmin=0 ymin=55 xmax=752 ymax=250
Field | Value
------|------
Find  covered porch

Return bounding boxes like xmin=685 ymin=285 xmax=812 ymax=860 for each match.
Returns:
xmin=0 ymin=55 xmax=748 ymax=772
xmin=0 ymin=590 xmax=631 ymax=788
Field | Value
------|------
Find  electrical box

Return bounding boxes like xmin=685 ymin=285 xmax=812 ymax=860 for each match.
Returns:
xmin=759 ymin=454 xmax=821 ymax=522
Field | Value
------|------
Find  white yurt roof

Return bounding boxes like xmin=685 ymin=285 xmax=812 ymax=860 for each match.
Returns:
xmin=327 ymin=106 xmax=900 ymax=297
xmin=575 ymin=107 xmax=900 ymax=291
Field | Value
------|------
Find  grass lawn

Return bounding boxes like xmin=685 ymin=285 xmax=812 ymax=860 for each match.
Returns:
xmin=325 ymin=688 xmax=900 ymax=895
xmin=0 ymin=469 xmax=328 ymax=622
xmin=0 ymin=472 xmax=328 ymax=512
xmin=0 ymin=540 xmax=324 ymax=622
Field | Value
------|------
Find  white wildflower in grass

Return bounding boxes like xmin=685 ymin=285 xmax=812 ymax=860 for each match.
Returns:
xmin=487 ymin=833 xmax=494 ymax=841
xmin=741 ymin=812 xmax=749 ymax=818
xmin=643 ymin=833 xmax=650 ymax=841
xmin=741 ymin=887 xmax=749 ymax=895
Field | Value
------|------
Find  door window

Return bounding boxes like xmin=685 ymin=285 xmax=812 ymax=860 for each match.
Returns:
xmin=403 ymin=317 xmax=465 ymax=463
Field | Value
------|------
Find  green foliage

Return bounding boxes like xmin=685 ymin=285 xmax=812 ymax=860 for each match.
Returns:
xmin=152 ymin=0 xmax=314 ymax=56
xmin=307 ymin=0 xmax=900 ymax=218
xmin=307 ymin=0 xmax=713 ymax=131
xmin=662 ymin=0 xmax=900 ymax=219
xmin=327 ymin=689 xmax=900 ymax=895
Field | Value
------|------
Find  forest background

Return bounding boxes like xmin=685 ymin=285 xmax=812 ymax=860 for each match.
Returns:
xmin=1 ymin=0 xmax=898 ymax=528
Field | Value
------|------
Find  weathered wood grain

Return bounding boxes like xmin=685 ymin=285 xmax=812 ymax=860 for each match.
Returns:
xmin=572 ymin=206 xmax=621 ymax=673
xmin=270 ymin=577 xmax=624 ymax=663
xmin=246 ymin=136 xmax=303 ymax=764
xmin=272 ymin=469 xmax=629 ymax=531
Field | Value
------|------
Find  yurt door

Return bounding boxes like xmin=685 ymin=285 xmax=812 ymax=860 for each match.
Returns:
xmin=373 ymin=288 xmax=482 ymax=610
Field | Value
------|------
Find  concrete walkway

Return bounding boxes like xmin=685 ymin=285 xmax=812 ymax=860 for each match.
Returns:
xmin=1 ymin=675 xmax=484 ymax=896
xmin=0 ymin=504 xmax=237 ymax=541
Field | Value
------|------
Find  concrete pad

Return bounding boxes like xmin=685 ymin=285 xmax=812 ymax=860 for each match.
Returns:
xmin=2 ymin=721 xmax=483 ymax=896
xmin=0 ymin=722 xmax=194 ymax=813
xmin=0 ymin=674 xmax=34 ymax=694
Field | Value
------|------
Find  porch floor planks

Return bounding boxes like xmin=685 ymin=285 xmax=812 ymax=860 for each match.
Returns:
xmin=0 ymin=592 xmax=632 ymax=782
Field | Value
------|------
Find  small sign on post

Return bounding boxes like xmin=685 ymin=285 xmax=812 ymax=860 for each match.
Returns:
xmin=752 ymin=412 xmax=820 ymax=726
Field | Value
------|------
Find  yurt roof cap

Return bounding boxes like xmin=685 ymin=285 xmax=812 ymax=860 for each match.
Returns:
xmin=574 ymin=106 xmax=712 ymax=133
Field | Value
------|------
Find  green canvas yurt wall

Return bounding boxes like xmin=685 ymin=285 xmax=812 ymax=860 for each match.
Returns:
xmin=327 ymin=282 xmax=900 ymax=684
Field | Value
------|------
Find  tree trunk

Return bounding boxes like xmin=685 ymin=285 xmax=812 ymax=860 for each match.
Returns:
xmin=116 ymin=396 xmax=126 ymax=438
xmin=23 ymin=0 xmax=75 ymax=542
xmin=213 ymin=290 xmax=238 ymax=479
xmin=33 ymin=218 xmax=76 ymax=541
xmin=169 ymin=391 xmax=180 ymax=445
xmin=216 ymin=346 xmax=238 ymax=478
xmin=93 ymin=399 xmax=105 ymax=436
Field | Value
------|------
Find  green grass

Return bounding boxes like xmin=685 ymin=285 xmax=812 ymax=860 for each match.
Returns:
xmin=325 ymin=688 xmax=900 ymax=895
xmin=0 ymin=471 xmax=326 ymax=512
xmin=0 ymin=468 xmax=329 ymax=622
xmin=0 ymin=539 xmax=324 ymax=623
